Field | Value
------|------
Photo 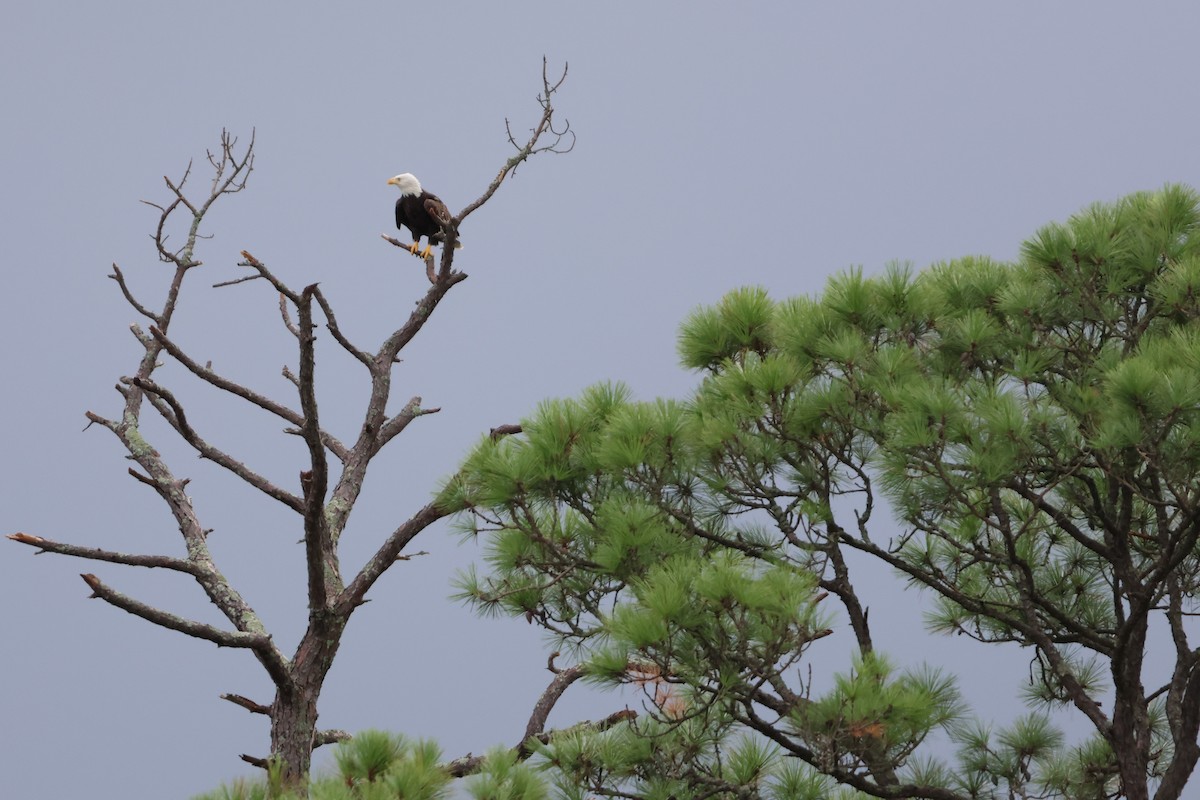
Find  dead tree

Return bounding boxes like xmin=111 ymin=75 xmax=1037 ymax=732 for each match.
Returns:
xmin=9 ymin=63 xmax=573 ymax=790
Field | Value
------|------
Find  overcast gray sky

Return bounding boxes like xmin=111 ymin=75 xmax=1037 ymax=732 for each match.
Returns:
xmin=4 ymin=3 xmax=1199 ymax=798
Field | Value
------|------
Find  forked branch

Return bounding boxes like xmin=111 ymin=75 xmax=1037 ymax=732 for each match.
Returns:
xmin=457 ymin=58 xmax=572 ymax=223
xmin=132 ymin=376 xmax=305 ymax=513
xmin=145 ymin=324 xmax=350 ymax=463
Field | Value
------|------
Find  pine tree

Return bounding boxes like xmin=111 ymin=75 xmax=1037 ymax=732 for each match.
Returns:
xmin=450 ymin=185 xmax=1200 ymax=800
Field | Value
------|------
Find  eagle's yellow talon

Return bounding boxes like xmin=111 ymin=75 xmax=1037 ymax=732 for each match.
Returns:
xmin=420 ymin=244 xmax=433 ymax=259
xmin=407 ymin=242 xmax=420 ymax=256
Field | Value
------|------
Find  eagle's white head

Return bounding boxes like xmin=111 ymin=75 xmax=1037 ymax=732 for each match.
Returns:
xmin=386 ymin=173 xmax=422 ymax=196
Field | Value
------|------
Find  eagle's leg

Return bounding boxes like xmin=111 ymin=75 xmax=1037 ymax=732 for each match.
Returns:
xmin=419 ymin=243 xmax=434 ymax=259
xmin=407 ymin=241 xmax=421 ymax=256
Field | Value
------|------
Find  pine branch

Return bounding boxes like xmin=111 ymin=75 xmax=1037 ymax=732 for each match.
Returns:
xmin=445 ymin=708 xmax=637 ymax=778
xmin=519 ymin=663 xmax=587 ymax=753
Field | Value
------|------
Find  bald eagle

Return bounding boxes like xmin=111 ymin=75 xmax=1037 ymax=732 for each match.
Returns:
xmin=387 ymin=173 xmax=460 ymax=259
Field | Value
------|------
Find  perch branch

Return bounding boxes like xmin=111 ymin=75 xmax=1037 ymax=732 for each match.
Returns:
xmin=380 ymin=235 xmax=438 ymax=283
xmin=380 ymin=234 xmax=425 ymax=254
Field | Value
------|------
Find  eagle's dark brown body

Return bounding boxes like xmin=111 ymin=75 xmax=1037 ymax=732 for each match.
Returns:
xmin=395 ymin=190 xmax=451 ymax=248
xmin=387 ymin=173 xmax=458 ymax=258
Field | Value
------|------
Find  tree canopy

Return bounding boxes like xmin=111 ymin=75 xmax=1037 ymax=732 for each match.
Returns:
xmin=443 ymin=185 xmax=1200 ymax=800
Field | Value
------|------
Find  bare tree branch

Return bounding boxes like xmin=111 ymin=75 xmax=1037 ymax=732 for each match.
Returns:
xmin=376 ymin=396 xmax=441 ymax=452
xmin=278 ymin=291 xmax=301 ymax=339
xmin=147 ymin=324 xmax=350 ymax=463
xmin=8 ymin=533 xmax=201 ymax=574
xmin=490 ymin=424 xmax=523 ymax=440
xmin=380 ymin=234 xmax=428 ymax=256
xmin=314 ymin=729 xmax=351 ymax=748
xmin=375 ymin=271 xmax=469 ymax=366
xmin=297 ymin=284 xmax=335 ymax=612
xmin=234 ymin=250 xmax=301 ymax=304
xmin=132 ymin=376 xmax=306 ymax=513
xmin=212 ymin=273 xmax=265 ymax=289
xmin=109 ymin=263 xmax=161 ymax=323
xmin=381 ymin=235 xmax=439 ymax=283
xmin=310 ymin=285 xmax=371 ymax=368
xmin=457 ymin=59 xmax=573 ymax=224
xmin=336 ymin=500 xmax=448 ymax=614
xmin=80 ymin=572 xmax=273 ymax=650
xmin=222 ymin=693 xmax=271 ymax=715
